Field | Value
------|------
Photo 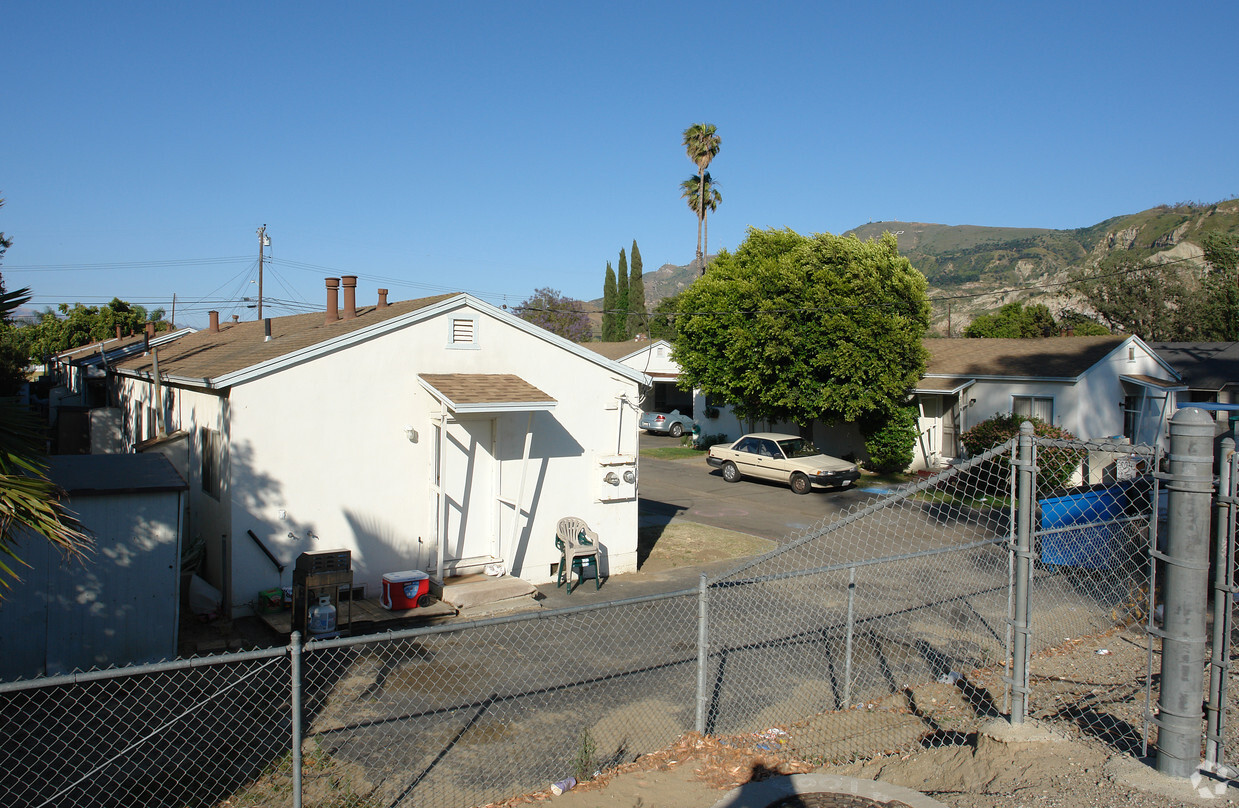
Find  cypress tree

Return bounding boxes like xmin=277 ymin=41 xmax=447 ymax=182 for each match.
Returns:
xmin=616 ymin=248 xmax=630 ymax=340
xmin=602 ymin=261 xmax=618 ymax=341
xmin=629 ymin=240 xmax=645 ymax=337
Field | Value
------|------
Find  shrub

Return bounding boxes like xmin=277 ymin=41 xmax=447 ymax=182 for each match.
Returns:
xmin=960 ymin=413 xmax=1084 ymax=492
xmin=861 ymin=405 xmax=919 ymax=474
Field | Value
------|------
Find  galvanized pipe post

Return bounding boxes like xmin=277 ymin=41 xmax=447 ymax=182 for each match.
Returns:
xmin=290 ymin=630 xmax=303 ymax=808
xmin=1206 ymin=436 xmax=1236 ymax=767
xmin=695 ymin=573 xmax=709 ymax=734
xmin=844 ymin=566 xmax=856 ymax=707
xmin=1009 ymin=421 xmax=1035 ymax=724
xmin=1156 ymin=407 xmax=1216 ymax=779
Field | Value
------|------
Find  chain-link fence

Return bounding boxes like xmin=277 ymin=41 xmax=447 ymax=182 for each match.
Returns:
xmin=2 ymin=432 xmax=1207 ymax=808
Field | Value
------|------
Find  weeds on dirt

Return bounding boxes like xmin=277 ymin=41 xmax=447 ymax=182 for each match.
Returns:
xmin=572 ymin=728 xmax=598 ymax=783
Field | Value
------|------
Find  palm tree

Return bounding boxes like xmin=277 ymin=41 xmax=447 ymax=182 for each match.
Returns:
xmin=680 ymin=173 xmax=721 ymax=272
xmin=682 ymin=123 xmax=721 ymax=273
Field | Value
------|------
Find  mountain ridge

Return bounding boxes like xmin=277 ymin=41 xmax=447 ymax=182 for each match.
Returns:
xmin=593 ymin=200 xmax=1239 ymax=335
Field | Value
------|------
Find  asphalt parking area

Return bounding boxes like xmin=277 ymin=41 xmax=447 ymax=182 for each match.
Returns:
xmin=638 ymin=432 xmax=882 ymax=544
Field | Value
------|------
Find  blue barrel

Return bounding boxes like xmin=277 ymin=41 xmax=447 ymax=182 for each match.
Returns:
xmin=1039 ymin=486 xmax=1127 ymax=569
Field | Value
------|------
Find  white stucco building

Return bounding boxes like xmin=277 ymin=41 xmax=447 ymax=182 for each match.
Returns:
xmin=110 ymin=280 xmax=647 ymax=617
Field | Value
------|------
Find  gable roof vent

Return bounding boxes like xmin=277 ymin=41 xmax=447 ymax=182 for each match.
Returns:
xmin=452 ymin=317 xmax=475 ymax=344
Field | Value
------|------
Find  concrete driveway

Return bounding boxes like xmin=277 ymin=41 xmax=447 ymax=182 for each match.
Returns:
xmin=637 ymin=432 xmax=880 ymax=544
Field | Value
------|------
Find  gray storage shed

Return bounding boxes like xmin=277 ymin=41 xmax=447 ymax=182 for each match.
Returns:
xmin=0 ymin=453 xmax=186 ymax=681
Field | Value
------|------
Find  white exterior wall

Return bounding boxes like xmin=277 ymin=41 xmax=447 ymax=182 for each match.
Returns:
xmin=615 ymin=341 xmax=679 ymax=379
xmin=120 ymin=301 xmax=642 ymax=614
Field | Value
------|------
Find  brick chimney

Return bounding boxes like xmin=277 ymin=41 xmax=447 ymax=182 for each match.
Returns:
xmin=209 ymin=311 xmax=220 ymax=333
xmin=115 ymin=325 xmax=122 ymax=339
xmin=325 ymin=278 xmax=340 ymax=323
xmin=145 ymin=321 xmax=155 ymax=338
xmin=377 ymin=289 xmax=389 ymax=309
xmin=342 ymin=275 xmax=357 ymax=320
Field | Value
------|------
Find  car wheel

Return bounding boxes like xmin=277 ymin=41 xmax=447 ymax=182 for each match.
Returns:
xmin=722 ymin=461 xmax=741 ymax=483
xmin=790 ymin=472 xmax=812 ymax=495
xmin=669 ymin=422 xmax=684 ymax=438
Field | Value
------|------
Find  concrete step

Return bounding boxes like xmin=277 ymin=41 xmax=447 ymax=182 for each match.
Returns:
xmin=433 ymin=572 xmax=538 ymax=611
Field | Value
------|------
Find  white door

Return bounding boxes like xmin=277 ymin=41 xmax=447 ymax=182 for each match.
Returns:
xmin=441 ymin=418 xmax=497 ymax=563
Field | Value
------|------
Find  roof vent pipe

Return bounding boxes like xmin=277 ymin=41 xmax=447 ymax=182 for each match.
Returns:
xmin=264 ymin=318 xmax=271 ymax=342
xmin=209 ymin=311 xmax=220 ymax=333
xmin=325 ymin=277 xmax=340 ymax=323
xmin=377 ymin=289 xmax=389 ymax=309
xmin=231 ymin=314 xmax=239 ymax=324
xmin=342 ymin=275 xmax=357 ymax=320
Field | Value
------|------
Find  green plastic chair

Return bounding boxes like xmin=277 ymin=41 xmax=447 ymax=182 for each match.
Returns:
xmin=555 ymin=517 xmax=601 ymax=594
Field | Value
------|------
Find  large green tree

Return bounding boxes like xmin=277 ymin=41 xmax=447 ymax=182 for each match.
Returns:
xmin=21 ymin=298 xmax=166 ymax=361
xmin=616 ymin=248 xmax=630 ymax=340
xmin=628 ymin=240 xmax=645 ymax=337
xmin=674 ymin=228 xmax=930 ymax=429
xmin=964 ymin=302 xmax=1109 ymax=338
xmin=1074 ymin=246 xmax=1239 ymax=341
xmin=682 ymin=123 xmax=720 ymax=273
xmin=602 ymin=261 xmax=619 ymax=341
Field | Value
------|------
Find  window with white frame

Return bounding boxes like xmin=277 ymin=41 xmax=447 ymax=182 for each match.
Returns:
xmin=1012 ymin=395 xmax=1053 ymax=424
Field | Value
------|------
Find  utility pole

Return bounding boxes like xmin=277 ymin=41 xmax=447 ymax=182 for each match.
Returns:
xmin=257 ymin=225 xmax=269 ymax=320
xmin=170 ymin=293 xmax=176 ymax=329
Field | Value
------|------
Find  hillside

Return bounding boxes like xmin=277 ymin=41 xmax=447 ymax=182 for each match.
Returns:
xmin=600 ymin=200 xmax=1239 ymax=335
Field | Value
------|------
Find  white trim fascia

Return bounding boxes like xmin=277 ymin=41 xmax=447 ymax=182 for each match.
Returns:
xmin=922 ymin=372 xmax=1079 ymax=385
xmin=913 ymin=379 xmax=975 ymax=396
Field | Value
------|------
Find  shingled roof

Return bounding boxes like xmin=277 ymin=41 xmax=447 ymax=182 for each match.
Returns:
xmin=113 ymin=294 xmax=454 ymax=383
xmin=1151 ymin=343 xmax=1239 ymax=392
xmin=582 ymin=338 xmax=658 ymax=361
xmin=923 ymin=336 xmax=1129 ymax=379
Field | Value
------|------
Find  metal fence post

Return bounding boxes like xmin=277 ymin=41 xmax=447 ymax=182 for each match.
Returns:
xmin=1156 ymin=407 xmax=1215 ymax=779
xmin=844 ymin=566 xmax=856 ymax=707
xmin=695 ymin=573 xmax=709 ymax=734
xmin=290 ymin=630 xmax=303 ymax=808
xmin=1009 ymin=421 xmax=1035 ymax=724
xmin=1206 ymin=436 xmax=1235 ymax=767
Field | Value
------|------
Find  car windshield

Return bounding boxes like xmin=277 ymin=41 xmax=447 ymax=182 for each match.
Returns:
xmin=777 ymin=438 xmax=820 ymax=458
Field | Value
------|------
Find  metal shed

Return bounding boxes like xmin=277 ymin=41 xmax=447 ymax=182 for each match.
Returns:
xmin=0 ymin=454 xmax=186 ymax=681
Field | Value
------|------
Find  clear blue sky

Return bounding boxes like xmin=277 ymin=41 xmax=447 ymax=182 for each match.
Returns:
xmin=4 ymin=1 xmax=1236 ymax=328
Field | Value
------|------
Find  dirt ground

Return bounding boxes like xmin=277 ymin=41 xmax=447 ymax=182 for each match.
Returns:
xmin=484 ymin=627 xmax=1237 ymax=808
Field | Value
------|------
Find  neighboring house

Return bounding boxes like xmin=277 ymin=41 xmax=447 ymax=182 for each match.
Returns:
xmin=108 ymin=279 xmax=647 ymax=617
xmin=0 ymin=454 xmax=187 ymax=681
xmin=585 ymin=339 xmax=693 ymax=415
xmin=47 ymin=324 xmax=196 ymax=454
xmin=1151 ymin=342 xmax=1239 ymax=432
xmin=913 ymin=336 xmax=1185 ymax=470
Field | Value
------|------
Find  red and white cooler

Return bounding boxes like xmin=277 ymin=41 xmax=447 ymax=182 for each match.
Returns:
xmin=380 ymin=569 xmax=431 ymax=610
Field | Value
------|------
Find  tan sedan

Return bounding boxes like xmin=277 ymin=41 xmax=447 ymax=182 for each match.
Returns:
xmin=706 ymin=432 xmax=860 ymax=494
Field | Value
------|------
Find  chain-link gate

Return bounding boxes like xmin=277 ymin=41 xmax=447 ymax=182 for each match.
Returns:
xmin=702 ymin=433 xmax=1159 ymax=766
